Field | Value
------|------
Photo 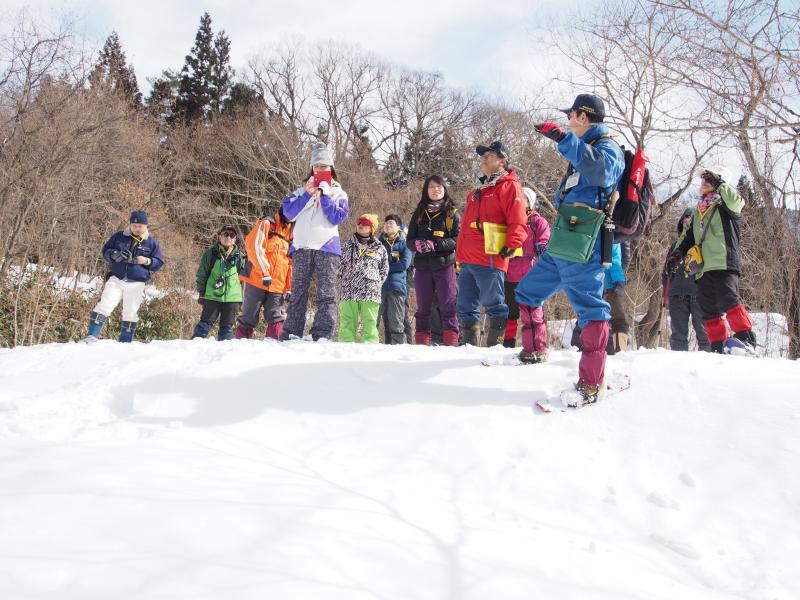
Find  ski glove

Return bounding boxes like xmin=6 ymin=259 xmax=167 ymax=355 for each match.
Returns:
xmin=534 ymin=242 xmax=548 ymax=258
xmin=498 ymin=246 xmax=517 ymax=258
xmin=197 ymin=295 xmax=205 ymax=306
xmin=415 ymin=239 xmax=435 ymax=253
xmin=666 ymin=249 xmax=683 ymax=273
xmin=318 ymin=181 xmax=332 ymax=196
xmin=612 ymin=282 xmax=626 ymax=296
xmin=534 ymin=121 xmax=565 ymax=143
xmin=262 ymin=275 xmax=272 ymax=288
xmin=283 ymin=291 xmax=292 ymax=303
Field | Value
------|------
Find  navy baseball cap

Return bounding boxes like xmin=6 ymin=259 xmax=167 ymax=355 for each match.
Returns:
xmin=476 ymin=140 xmax=510 ymax=158
xmin=560 ymin=94 xmax=606 ymax=120
xmin=129 ymin=210 xmax=149 ymax=225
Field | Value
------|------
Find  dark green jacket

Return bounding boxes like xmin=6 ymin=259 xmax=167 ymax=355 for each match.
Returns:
xmin=676 ymin=182 xmax=745 ymax=277
xmin=196 ymin=244 xmax=248 ymax=303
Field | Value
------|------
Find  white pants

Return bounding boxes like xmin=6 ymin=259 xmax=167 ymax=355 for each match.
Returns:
xmin=94 ymin=276 xmax=146 ymax=322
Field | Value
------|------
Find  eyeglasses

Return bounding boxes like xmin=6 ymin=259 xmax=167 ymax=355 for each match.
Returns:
xmin=220 ymin=231 xmax=236 ymax=238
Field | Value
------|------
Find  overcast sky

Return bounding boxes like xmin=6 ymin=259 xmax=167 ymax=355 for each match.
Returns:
xmin=1 ymin=0 xmax=584 ymax=103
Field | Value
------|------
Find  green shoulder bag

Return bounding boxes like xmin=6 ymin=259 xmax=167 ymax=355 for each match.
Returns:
xmin=547 ymin=202 xmax=605 ymax=264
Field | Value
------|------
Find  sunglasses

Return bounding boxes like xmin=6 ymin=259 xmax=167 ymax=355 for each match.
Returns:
xmin=219 ymin=231 xmax=237 ymax=238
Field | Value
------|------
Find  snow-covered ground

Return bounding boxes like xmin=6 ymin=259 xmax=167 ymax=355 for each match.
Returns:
xmin=0 ymin=339 xmax=798 ymax=599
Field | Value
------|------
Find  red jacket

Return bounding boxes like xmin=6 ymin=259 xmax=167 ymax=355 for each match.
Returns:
xmin=455 ymin=169 xmax=528 ymax=271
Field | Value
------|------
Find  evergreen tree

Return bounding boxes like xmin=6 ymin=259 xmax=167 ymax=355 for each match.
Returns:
xmin=210 ymin=31 xmax=234 ymax=114
xmin=223 ymin=82 xmax=262 ymax=114
xmin=176 ymin=12 xmax=235 ymax=123
xmin=177 ymin=12 xmax=215 ymax=122
xmin=145 ymin=69 xmax=181 ymax=122
xmin=89 ymin=31 xmax=141 ymax=106
xmin=737 ymin=174 xmax=757 ymax=206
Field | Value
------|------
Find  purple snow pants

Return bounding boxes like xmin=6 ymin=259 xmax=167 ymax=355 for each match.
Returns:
xmin=414 ymin=265 xmax=458 ymax=334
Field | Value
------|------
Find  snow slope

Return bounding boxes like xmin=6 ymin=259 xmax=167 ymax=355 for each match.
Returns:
xmin=0 ymin=339 xmax=798 ymax=599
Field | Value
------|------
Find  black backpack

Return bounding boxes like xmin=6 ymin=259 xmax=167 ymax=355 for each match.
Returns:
xmin=590 ymin=136 xmax=654 ymax=242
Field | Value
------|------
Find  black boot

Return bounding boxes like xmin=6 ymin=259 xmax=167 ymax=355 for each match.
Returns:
xmin=484 ymin=317 xmax=507 ymax=347
xmin=733 ymin=330 xmax=756 ymax=349
xmin=460 ymin=323 xmax=480 ymax=346
xmin=711 ymin=341 xmax=724 ymax=354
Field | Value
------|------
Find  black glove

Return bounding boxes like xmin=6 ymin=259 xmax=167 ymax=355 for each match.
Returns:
xmin=262 ymin=275 xmax=272 ymax=287
xmin=197 ymin=295 xmax=205 ymax=306
xmin=534 ymin=121 xmax=565 ymax=143
xmin=283 ymin=290 xmax=292 ymax=303
xmin=666 ymin=250 xmax=683 ymax=273
xmin=123 ymin=250 xmax=136 ymax=263
xmin=498 ymin=246 xmax=517 ymax=258
xmin=612 ymin=282 xmax=626 ymax=297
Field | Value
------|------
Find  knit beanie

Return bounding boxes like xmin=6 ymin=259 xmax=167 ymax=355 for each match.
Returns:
xmin=310 ymin=142 xmax=334 ymax=168
xmin=357 ymin=213 xmax=379 ymax=237
xmin=129 ymin=210 xmax=148 ymax=225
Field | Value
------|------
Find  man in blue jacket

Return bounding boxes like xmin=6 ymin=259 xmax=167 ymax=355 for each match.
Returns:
xmin=378 ymin=214 xmax=413 ymax=344
xmin=517 ymin=94 xmax=625 ymax=406
xmin=84 ymin=210 xmax=165 ymax=342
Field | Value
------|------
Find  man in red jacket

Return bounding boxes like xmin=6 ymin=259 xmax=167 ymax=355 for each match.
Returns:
xmin=456 ymin=141 xmax=528 ymax=346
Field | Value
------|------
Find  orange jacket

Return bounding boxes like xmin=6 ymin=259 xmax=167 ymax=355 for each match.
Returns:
xmin=455 ymin=169 xmax=528 ymax=272
xmin=240 ymin=212 xmax=294 ymax=293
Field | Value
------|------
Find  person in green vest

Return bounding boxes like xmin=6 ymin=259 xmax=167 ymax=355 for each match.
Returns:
xmin=192 ymin=224 xmax=248 ymax=340
xmin=667 ymin=166 xmax=755 ymax=353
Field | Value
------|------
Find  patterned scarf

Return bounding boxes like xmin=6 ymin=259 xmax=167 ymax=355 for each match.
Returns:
xmin=697 ymin=191 xmax=718 ymax=217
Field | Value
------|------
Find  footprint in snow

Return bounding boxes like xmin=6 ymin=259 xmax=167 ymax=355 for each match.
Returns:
xmin=647 ymin=491 xmax=681 ymax=510
xmin=679 ymin=472 xmax=697 ymax=487
xmin=651 ymin=534 xmax=700 ymax=560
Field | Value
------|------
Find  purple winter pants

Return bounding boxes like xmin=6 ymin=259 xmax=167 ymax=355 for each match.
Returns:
xmin=414 ymin=265 xmax=458 ymax=334
xmin=519 ymin=304 xmax=548 ymax=353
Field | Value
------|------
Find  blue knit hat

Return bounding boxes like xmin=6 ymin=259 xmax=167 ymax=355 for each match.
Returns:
xmin=129 ymin=210 xmax=149 ymax=225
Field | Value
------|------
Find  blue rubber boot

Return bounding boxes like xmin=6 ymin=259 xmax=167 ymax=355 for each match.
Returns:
xmin=119 ymin=320 xmax=138 ymax=343
xmin=86 ymin=312 xmax=107 ymax=340
xmin=217 ymin=325 xmax=234 ymax=341
xmin=192 ymin=320 xmax=213 ymax=339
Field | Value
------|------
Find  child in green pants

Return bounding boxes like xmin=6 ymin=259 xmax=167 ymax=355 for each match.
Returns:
xmin=338 ymin=214 xmax=389 ymax=343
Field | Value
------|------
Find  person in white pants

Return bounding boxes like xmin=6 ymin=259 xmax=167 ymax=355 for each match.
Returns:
xmin=85 ymin=210 xmax=164 ymax=342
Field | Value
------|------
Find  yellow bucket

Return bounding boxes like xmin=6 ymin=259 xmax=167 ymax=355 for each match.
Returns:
xmin=483 ymin=222 xmax=523 ymax=256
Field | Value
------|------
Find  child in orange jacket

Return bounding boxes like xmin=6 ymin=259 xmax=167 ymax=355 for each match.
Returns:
xmin=235 ymin=208 xmax=294 ymax=339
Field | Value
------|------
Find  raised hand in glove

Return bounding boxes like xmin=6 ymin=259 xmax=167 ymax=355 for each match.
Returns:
xmin=262 ymin=275 xmax=272 ymax=288
xmin=318 ymin=180 xmax=331 ymax=196
xmin=666 ymin=249 xmax=683 ymax=273
xmin=415 ymin=239 xmax=435 ymax=253
xmin=534 ymin=121 xmax=565 ymax=143
xmin=498 ymin=246 xmax=518 ymax=258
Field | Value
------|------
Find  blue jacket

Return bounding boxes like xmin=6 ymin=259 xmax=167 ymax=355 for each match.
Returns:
xmin=379 ymin=233 xmax=412 ymax=295
xmin=554 ymin=124 xmax=625 ymax=211
xmin=102 ymin=228 xmax=165 ymax=282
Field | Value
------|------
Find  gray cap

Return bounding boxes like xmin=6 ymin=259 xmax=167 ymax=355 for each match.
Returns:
xmin=310 ymin=142 xmax=334 ymax=168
